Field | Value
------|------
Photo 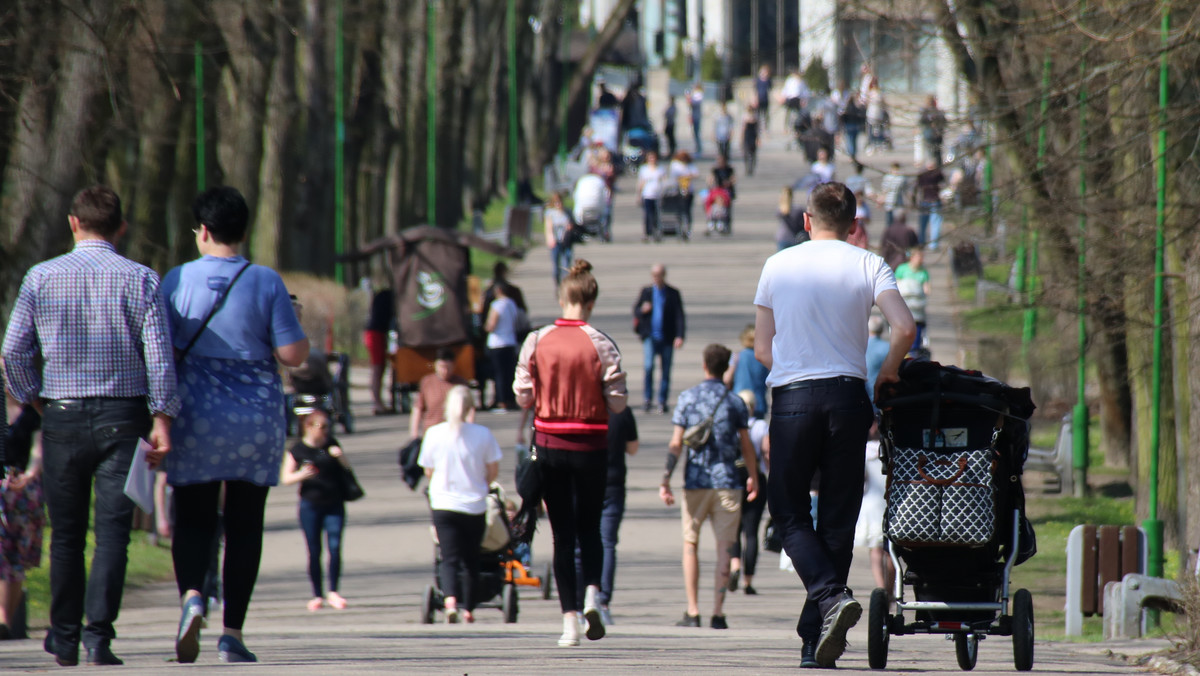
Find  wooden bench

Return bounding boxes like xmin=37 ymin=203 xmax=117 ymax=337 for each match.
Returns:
xmin=1064 ymin=524 xmax=1145 ymax=635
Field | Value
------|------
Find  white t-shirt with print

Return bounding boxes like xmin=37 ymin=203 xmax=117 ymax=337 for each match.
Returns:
xmin=754 ymin=239 xmax=897 ymax=387
xmin=418 ymin=422 xmax=503 ymax=514
xmin=638 ymin=164 xmax=667 ymax=200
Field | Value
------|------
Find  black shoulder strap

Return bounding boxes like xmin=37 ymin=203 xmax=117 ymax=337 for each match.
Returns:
xmin=175 ymin=261 xmax=252 ymax=366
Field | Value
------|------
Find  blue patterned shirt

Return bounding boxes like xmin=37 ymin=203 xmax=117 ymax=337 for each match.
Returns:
xmin=672 ymin=379 xmax=749 ymax=489
xmin=2 ymin=240 xmax=180 ymax=416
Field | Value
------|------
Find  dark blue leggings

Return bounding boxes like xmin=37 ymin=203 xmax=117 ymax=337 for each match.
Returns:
xmin=299 ymin=500 xmax=345 ymax=597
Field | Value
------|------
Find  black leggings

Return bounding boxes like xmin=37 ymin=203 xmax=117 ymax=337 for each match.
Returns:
xmin=172 ymin=481 xmax=269 ymax=631
xmin=432 ymin=510 xmax=486 ymax=611
xmin=540 ymin=446 xmax=607 ymax=613
xmin=732 ymin=471 xmax=768 ymax=576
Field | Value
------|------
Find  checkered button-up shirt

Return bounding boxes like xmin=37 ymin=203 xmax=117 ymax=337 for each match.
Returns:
xmin=2 ymin=239 xmax=181 ymax=417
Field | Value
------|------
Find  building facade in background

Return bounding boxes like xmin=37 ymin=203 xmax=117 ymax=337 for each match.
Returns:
xmin=581 ymin=0 xmax=964 ymax=114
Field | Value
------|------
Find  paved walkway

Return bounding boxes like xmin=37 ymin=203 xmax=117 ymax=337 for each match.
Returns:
xmin=0 ymin=117 xmax=1165 ymax=673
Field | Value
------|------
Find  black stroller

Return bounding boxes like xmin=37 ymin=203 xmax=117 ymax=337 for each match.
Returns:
xmin=873 ymin=360 xmax=1038 ymax=671
xmin=654 ymin=188 xmax=692 ymax=241
xmin=420 ymin=486 xmax=521 ymax=623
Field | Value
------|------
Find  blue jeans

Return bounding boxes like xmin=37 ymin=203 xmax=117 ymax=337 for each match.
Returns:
xmin=642 ymin=337 xmax=675 ymax=407
xmin=299 ymin=499 xmax=346 ymax=597
xmin=41 ymin=397 xmax=150 ymax=655
xmin=844 ymin=124 xmax=861 ymax=158
xmin=918 ymin=201 xmax=942 ymax=247
xmin=767 ymin=378 xmax=873 ymax=644
xmin=551 ymin=243 xmax=574 ymax=287
xmin=574 ymin=484 xmax=626 ymax=607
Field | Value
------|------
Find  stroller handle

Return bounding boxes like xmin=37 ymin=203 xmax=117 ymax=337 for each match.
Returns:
xmin=878 ymin=390 xmax=1009 ymax=414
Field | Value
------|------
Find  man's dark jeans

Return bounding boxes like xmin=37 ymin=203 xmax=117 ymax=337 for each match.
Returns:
xmin=642 ymin=337 xmax=674 ymax=407
xmin=41 ymin=397 xmax=150 ymax=657
xmin=767 ymin=378 xmax=872 ymax=644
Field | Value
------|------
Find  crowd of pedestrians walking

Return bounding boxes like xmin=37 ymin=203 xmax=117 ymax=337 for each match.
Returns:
xmin=0 ymin=62 xmax=968 ymax=669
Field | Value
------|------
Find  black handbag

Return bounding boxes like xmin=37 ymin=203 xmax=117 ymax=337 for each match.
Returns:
xmin=340 ymin=466 xmax=366 ymax=502
xmin=510 ymin=435 xmax=542 ymax=544
xmin=763 ymin=518 xmax=784 ymax=553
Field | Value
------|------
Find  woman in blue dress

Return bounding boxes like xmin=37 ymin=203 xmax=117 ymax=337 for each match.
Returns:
xmin=161 ymin=186 xmax=309 ymax=664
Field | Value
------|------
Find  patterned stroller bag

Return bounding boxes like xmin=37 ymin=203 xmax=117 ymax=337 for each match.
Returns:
xmin=880 ymin=359 xmax=1036 ymax=557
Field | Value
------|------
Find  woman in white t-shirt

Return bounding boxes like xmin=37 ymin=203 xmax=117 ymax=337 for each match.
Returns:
xmin=418 ymin=386 xmax=503 ymax=623
xmin=636 ymin=151 xmax=667 ymax=242
xmin=485 ymin=284 xmax=521 ymax=411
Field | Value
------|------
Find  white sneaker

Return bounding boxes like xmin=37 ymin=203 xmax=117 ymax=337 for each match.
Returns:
xmin=583 ymin=585 xmax=605 ymax=641
xmin=600 ymin=606 xmax=614 ymax=626
xmin=558 ymin=613 xmax=581 ymax=647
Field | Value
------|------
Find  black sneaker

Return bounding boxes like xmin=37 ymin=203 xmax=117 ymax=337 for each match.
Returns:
xmin=815 ymin=592 xmax=862 ymax=668
xmin=675 ymin=613 xmax=700 ymax=627
xmin=800 ymin=642 xmax=819 ymax=669
xmin=710 ymin=615 xmax=728 ymax=629
xmin=727 ymin=569 xmax=741 ymax=592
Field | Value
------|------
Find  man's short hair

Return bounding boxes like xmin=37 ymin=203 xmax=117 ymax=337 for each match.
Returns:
xmin=435 ymin=347 xmax=456 ymax=363
xmin=703 ymin=344 xmax=732 ymax=378
xmin=71 ymin=185 xmax=123 ymax=237
xmin=192 ymin=186 xmax=249 ymax=244
xmin=807 ymin=182 xmax=857 ymax=235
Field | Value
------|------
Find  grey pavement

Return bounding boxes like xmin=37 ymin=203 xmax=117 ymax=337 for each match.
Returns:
xmin=0 ymin=118 xmax=1165 ymax=673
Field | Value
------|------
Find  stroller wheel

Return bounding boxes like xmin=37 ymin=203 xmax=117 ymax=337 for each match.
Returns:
xmin=502 ymin=583 xmax=519 ymax=623
xmin=1012 ymin=588 xmax=1034 ymax=671
xmin=540 ymin=563 xmax=553 ymax=600
xmin=955 ymin=634 xmax=979 ymax=671
xmin=867 ymin=587 xmax=890 ymax=669
xmin=420 ymin=584 xmax=437 ymax=624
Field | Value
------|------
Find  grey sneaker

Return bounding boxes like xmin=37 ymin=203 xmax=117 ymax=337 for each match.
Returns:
xmin=815 ymin=592 xmax=862 ymax=668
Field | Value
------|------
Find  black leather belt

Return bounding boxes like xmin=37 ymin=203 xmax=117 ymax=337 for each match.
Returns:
xmin=774 ymin=376 xmax=864 ymax=394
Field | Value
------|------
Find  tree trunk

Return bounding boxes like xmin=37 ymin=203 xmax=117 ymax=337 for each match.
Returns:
xmin=211 ymin=0 xmax=275 ymax=225
xmin=253 ymin=0 xmax=300 ymax=269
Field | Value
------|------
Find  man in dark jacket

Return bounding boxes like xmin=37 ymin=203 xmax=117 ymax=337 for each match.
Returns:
xmin=633 ymin=264 xmax=686 ymax=414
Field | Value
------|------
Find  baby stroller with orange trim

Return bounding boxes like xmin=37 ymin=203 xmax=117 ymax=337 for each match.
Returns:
xmin=420 ymin=485 xmax=550 ymax=623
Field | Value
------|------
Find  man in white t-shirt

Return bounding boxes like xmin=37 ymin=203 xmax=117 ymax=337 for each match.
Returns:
xmin=636 ymin=151 xmax=667 ymax=242
xmin=753 ymin=182 xmax=915 ymax=669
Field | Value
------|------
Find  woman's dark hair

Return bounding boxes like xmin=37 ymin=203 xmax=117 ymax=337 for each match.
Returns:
xmin=559 ymin=259 xmax=599 ymax=306
xmin=807 ymin=182 xmax=857 ymax=234
xmin=192 ymin=186 xmax=249 ymax=244
xmin=435 ymin=347 xmax=456 ymax=362
xmin=71 ymin=185 xmax=123 ymax=237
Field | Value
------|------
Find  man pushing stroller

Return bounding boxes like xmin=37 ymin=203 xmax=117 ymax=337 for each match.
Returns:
xmin=753 ymin=182 xmax=915 ymax=668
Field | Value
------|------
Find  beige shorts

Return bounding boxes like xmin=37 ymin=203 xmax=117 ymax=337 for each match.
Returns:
xmin=681 ymin=488 xmax=742 ymax=545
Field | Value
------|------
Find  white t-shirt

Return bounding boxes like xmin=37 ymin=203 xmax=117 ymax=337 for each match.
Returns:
xmin=572 ymin=174 xmax=610 ymax=222
xmin=418 ymin=422 xmax=503 ymax=514
xmin=638 ymin=163 xmax=667 ymax=200
xmin=754 ymin=239 xmax=897 ymax=387
xmin=486 ymin=296 xmax=519 ymax=348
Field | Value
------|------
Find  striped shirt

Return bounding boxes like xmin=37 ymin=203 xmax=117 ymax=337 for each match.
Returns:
xmin=2 ymin=239 xmax=180 ymax=416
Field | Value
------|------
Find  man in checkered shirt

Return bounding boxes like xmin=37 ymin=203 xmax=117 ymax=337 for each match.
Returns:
xmin=2 ymin=185 xmax=179 ymax=667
